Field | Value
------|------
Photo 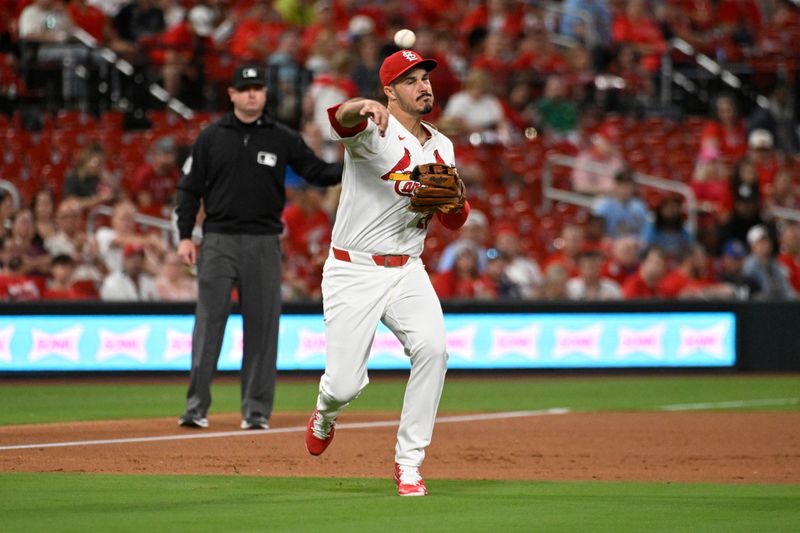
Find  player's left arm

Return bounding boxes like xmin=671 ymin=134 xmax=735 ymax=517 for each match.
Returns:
xmin=430 ymin=142 xmax=469 ymax=230
xmin=436 ymin=200 xmax=470 ymax=230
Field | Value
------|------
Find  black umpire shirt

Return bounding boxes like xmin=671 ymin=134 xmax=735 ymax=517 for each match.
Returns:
xmin=176 ymin=112 xmax=342 ymax=240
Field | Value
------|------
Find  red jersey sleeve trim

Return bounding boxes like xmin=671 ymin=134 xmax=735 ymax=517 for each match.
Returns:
xmin=437 ymin=200 xmax=471 ymax=230
xmin=327 ymin=104 xmax=368 ymax=137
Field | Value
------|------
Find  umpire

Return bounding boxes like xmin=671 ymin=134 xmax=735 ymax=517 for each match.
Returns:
xmin=176 ymin=64 xmax=342 ymax=430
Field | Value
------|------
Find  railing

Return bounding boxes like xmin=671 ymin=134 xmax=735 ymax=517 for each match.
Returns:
xmin=69 ymin=28 xmax=195 ymax=119
xmin=20 ymin=28 xmax=310 ymax=127
xmin=541 ymin=154 xmax=699 ymax=237
xmin=770 ymin=206 xmax=800 ymax=224
xmin=86 ymin=205 xmax=175 ymax=244
xmin=660 ymin=37 xmax=771 ymax=111
xmin=0 ymin=179 xmax=21 ymax=210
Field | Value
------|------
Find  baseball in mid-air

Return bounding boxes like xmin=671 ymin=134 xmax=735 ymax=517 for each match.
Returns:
xmin=394 ymin=29 xmax=416 ymax=49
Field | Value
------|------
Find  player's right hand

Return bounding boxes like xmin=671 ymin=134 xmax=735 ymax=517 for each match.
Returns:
xmin=177 ymin=239 xmax=196 ymax=266
xmin=358 ymin=100 xmax=389 ymax=137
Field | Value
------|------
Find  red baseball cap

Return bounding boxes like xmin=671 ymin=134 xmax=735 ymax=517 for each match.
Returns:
xmin=379 ymin=50 xmax=437 ymax=87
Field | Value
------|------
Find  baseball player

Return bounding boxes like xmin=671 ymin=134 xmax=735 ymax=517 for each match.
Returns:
xmin=304 ymin=50 xmax=470 ymax=496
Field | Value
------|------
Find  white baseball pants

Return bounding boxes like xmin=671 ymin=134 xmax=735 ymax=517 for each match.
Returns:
xmin=315 ymin=248 xmax=448 ymax=467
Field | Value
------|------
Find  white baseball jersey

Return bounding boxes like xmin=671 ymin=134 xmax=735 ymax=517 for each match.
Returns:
xmin=330 ymin=113 xmax=455 ymax=256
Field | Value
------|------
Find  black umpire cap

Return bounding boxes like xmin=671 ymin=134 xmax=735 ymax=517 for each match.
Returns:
xmin=231 ymin=65 xmax=266 ymax=89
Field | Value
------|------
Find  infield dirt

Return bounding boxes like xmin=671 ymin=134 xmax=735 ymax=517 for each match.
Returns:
xmin=1 ymin=411 xmax=798 ymax=484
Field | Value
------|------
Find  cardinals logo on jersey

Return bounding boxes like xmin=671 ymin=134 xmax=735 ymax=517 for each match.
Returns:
xmin=381 ymin=148 xmax=411 ymax=181
xmin=382 ymin=148 xmax=449 ymax=197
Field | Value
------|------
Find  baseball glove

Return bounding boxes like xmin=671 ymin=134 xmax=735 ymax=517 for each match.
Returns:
xmin=408 ymin=163 xmax=466 ymax=215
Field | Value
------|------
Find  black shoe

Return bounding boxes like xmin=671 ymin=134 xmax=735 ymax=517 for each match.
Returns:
xmin=178 ymin=414 xmax=209 ymax=428
xmin=240 ymin=416 xmax=269 ymax=430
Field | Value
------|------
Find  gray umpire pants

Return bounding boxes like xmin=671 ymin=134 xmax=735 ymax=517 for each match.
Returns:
xmin=184 ymin=232 xmax=282 ymax=420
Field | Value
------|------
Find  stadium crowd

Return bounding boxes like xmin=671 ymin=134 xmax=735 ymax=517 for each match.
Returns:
xmin=1 ymin=0 xmax=800 ymax=302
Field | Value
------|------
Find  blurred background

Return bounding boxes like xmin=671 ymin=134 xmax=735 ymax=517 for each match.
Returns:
xmin=1 ymin=0 xmax=800 ymax=305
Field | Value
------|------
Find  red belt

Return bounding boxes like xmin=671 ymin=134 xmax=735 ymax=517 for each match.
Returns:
xmin=332 ymin=247 xmax=410 ymax=267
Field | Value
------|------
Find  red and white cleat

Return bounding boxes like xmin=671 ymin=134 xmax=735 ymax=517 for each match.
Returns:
xmin=393 ymin=463 xmax=428 ymax=496
xmin=305 ymin=409 xmax=335 ymax=456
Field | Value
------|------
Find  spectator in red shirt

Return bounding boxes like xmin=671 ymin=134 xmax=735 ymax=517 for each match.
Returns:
xmin=612 ymin=0 xmax=667 ymax=73
xmin=698 ymin=94 xmax=748 ymax=164
xmin=42 ymin=253 xmax=87 ymax=300
xmin=460 ymin=0 xmax=525 ymax=41
xmin=606 ymin=44 xmax=656 ymax=114
xmin=149 ymin=4 xmax=217 ymax=98
xmin=229 ymin=2 xmax=286 ymax=62
xmin=660 ymin=0 xmax=716 ymax=56
xmin=691 ymin=155 xmax=732 ymax=223
xmin=659 ymin=243 xmax=734 ymax=299
xmin=744 ymin=129 xmax=780 ymax=190
xmin=512 ymin=28 xmax=569 ymax=78
xmin=683 ymin=0 xmax=718 ymax=36
xmin=766 ymin=169 xmax=800 ymax=212
xmin=0 ymin=238 xmax=44 ymax=301
xmin=433 ymin=246 xmax=498 ymax=299
xmin=282 ymin=183 xmax=332 ymax=258
xmin=301 ymin=1 xmax=338 ymax=59
xmin=470 ymin=31 xmax=514 ymax=90
xmin=67 ymin=0 xmax=108 ymax=43
xmin=126 ymin=136 xmax=180 ymax=217
xmin=778 ymin=221 xmax=800 ymax=292
xmin=622 ymin=246 xmax=668 ymax=299
xmin=501 ymin=80 xmax=535 ymax=132
xmin=543 ymin=222 xmax=585 ymax=277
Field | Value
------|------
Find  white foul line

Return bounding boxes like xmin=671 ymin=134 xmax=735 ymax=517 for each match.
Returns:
xmin=0 ymin=408 xmax=570 ymax=452
xmin=659 ymin=398 xmax=800 ymax=411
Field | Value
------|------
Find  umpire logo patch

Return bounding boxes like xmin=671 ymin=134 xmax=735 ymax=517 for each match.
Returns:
xmin=257 ymin=151 xmax=277 ymax=167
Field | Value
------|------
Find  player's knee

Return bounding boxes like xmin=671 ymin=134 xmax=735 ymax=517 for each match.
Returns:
xmin=322 ymin=381 xmax=363 ymax=405
xmin=412 ymin=333 xmax=447 ymax=364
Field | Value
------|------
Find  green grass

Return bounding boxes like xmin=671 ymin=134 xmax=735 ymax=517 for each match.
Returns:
xmin=1 ymin=375 xmax=798 ymax=531
xmin=0 ymin=473 xmax=797 ymax=532
xmin=0 ymin=375 xmax=798 ymax=425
